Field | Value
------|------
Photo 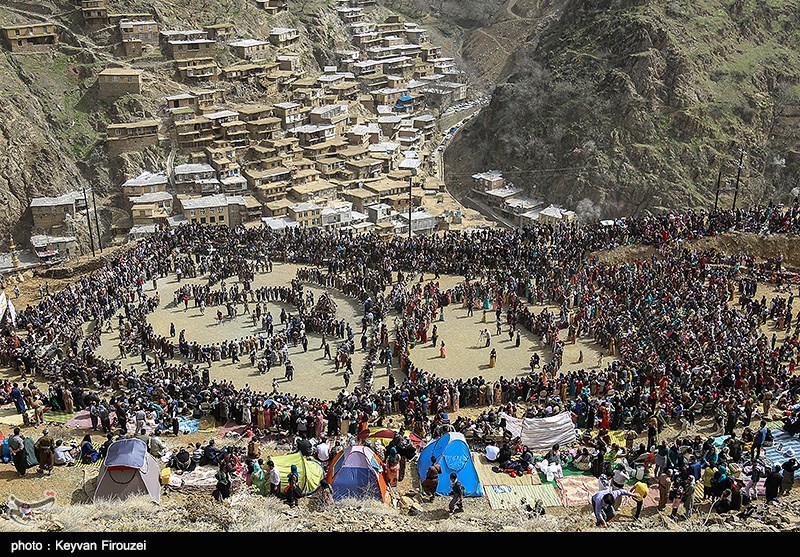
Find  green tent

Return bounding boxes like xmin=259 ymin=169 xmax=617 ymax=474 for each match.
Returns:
xmin=271 ymin=452 xmax=324 ymax=495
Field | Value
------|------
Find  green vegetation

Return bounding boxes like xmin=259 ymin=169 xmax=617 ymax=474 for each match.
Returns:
xmin=463 ymin=0 xmax=800 ymax=214
xmin=14 ymin=53 xmax=98 ymax=160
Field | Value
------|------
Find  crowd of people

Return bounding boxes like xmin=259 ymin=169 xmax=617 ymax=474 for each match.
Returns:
xmin=2 ymin=200 xmax=800 ymax=522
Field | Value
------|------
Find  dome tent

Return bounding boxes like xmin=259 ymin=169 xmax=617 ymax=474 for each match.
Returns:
xmin=270 ymin=452 xmax=324 ymax=495
xmin=327 ymin=444 xmax=388 ymax=502
xmin=94 ymin=438 xmax=161 ymax=503
xmin=417 ymin=432 xmax=483 ymax=497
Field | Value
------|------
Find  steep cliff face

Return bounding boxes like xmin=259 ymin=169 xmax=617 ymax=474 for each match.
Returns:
xmin=446 ymin=0 xmax=800 ymax=216
xmin=0 ymin=50 xmax=95 ymax=237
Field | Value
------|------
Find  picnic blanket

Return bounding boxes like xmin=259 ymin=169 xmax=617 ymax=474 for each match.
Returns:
xmin=65 ymin=410 xmax=93 ymax=430
xmin=43 ymin=408 xmax=76 ymax=425
xmin=556 ymin=475 xmax=598 ymax=507
xmin=540 ymin=463 xmax=592 ymax=485
xmin=608 ymin=430 xmax=627 ymax=448
xmin=764 ymin=430 xmax=800 ymax=478
xmin=216 ymin=420 xmax=251 ymax=439
xmin=178 ymin=417 xmax=200 ymax=434
xmin=620 ymin=484 xmax=660 ymax=510
xmin=473 ymin=453 xmax=540 ymax=486
xmin=484 ymin=484 xmax=562 ymax=510
xmin=712 ymin=435 xmax=731 ymax=449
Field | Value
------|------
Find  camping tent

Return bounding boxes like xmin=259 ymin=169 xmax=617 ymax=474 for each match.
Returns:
xmin=499 ymin=411 xmax=577 ymax=452
xmin=94 ymin=438 xmax=161 ymax=503
xmin=418 ymin=432 xmax=483 ymax=497
xmin=271 ymin=452 xmax=324 ymax=495
xmin=327 ymin=445 xmax=388 ymax=502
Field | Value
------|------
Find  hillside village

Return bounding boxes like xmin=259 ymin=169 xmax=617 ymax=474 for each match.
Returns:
xmin=0 ymin=0 xmax=501 ymax=268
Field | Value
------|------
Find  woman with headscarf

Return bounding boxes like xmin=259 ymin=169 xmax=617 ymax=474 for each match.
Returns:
xmin=241 ymin=400 xmax=251 ymax=431
xmin=308 ymin=479 xmax=334 ymax=512
xmin=286 ymin=464 xmax=300 ymax=507
xmin=765 ymin=465 xmax=783 ymax=503
xmin=80 ymin=434 xmax=100 ymax=463
xmin=214 ymin=462 xmax=231 ymax=501
xmin=63 ymin=386 xmax=74 ymax=414
xmin=780 ymin=458 xmax=800 ymax=495
xmin=251 ymin=458 xmax=268 ymax=496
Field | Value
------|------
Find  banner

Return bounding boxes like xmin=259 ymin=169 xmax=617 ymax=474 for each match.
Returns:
xmin=7 ymin=297 xmax=16 ymax=327
xmin=499 ymin=411 xmax=577 ymax=452
xmin=0 ymin=292 xmax=6 ymax=323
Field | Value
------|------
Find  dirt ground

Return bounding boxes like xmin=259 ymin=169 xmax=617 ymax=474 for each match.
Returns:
xmin=78 ymin=263 xmax=614 ymax=399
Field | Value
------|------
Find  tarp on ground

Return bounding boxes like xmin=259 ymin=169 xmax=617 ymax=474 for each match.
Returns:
xmin=178 ymin=416 xmax=200 ymax=434
xmin=216 ymin=420 xmax=251 ymax=439
xmin=358 ymin=427 xmax=425 ymax=450
xmin=556 ymin=475 xmax=597 ymax=507
xmin=271 ymin=452 xmax=324 ymax=495
xmin=765 ymin=430 xmax=800 ymax=478
xmin=65 ymin=409 xmax=93 ymax=430
xmin=499 ymin=412 xmax=577 ymax=452
xmin=166 ymin=467 xmax=241 ymax=495
xmin=418 ymin=432 xmax=483 ymax=497
xmin=357 ymin=427 xmax=424 ymax=449
xmin=484 ymin=483 xmax=562 ymax=510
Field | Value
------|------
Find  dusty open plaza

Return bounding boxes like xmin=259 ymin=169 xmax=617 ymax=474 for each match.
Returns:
xmin=91 ymin=263 xmax=612 ymax=400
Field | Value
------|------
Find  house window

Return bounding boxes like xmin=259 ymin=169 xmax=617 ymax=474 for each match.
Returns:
xmin=190 ymin=210 xmax=195 ymax=217
xmin=218 ymin=215 xmax=224 ymax=221
xmin=209 ymin=216 xmax=215 ymax=223
xmin=199 ymin=209 xmax=205 ymax=215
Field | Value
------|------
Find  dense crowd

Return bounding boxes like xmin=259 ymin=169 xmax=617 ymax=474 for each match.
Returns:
xmin=3 ymin=201 xmax=800 ymax=516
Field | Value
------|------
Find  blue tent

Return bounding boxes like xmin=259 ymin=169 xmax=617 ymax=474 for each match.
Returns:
xmin=418 ymin=432 xmax=483 ymax=497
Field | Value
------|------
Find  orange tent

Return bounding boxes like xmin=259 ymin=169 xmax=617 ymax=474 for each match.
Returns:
xmin=327 ymin=445 xmax=388 ymax=502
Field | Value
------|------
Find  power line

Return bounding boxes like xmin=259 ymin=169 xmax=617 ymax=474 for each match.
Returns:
xmin=444 ymin=165 xmax=603 ymax=178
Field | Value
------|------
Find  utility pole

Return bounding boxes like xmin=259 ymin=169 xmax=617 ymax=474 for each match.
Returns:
xmin=713 ymin=165 xmax=723 ymax=213
xmin=83 ymin=187 xmax=96 ymax=257
xmin=408 ymin=176 xmax=413 ymax=240
xmin=732 ymin=148 xmax=746 ymax=211
xmin=91 ymin=187 xmax=103 ymax=253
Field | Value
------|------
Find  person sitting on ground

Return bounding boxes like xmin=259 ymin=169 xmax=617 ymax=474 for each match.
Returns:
xmin=53 ymin=439 xmax=76 ymax=466
xmin=308 ymin=479 xmax=335 ymax=512
xmin=203 ymin=439 xmax=224 ymax=465
xmin=715 ymin=488 xmax=733 ymax=513
xmin=485 ymin=443 xmax=500 ymax=462
xmin=191 ymin=442 xmax=203 ymax=466
xmin=80 ymin=434 xmax=100 ymax=463
xmin=315 ymin=437 xmax=330 ymax=464
xmin=148 ymin=430 xmax=167 ymax=459
xmin=98 ymin=433 xmax=114 ymax=460
xmin=573 ymin=448 xmax=593 ymax=471
xmin=497 ymin=442 xmax=512 ymax=468
xmin=172 ymin=446 xmax=195 ymax=473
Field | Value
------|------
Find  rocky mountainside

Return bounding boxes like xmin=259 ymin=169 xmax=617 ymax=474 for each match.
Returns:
xmin=0 ymin=0 xmax=463 ymax=243
xmin=444 ymin=0 xmax=800 ymax=217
